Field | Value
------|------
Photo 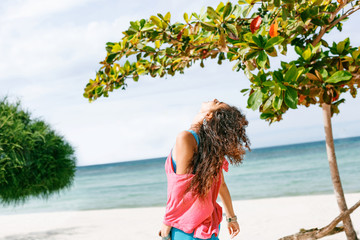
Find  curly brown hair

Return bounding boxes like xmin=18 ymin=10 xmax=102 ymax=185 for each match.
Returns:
xmin=186 ymin=104 xmax=250 ymax=199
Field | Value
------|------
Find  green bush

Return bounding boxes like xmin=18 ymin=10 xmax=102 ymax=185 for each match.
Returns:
xmin=0 ymin=98 xmax=76 ymax=205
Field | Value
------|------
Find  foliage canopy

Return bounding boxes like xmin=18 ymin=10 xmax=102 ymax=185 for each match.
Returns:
xmin=0 ymin=98 xmax=76 ymax=205
xmin=84 ymin=0 xmax=360 ymax=122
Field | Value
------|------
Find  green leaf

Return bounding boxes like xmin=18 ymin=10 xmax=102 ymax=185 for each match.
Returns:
xmin=264 ymin=36 xmax=284 ymax=50
xmin=141 ymin=23 xmax=155 ymax=31
xmin=352 ymin=49 xmax=360 ymax=59
xmin=226 ymin=23 xmax=238 ymax=36
xmin=184 ymin=12 xmax=189 ymax=23
xmin=126 ymin=27 xmax=138 ymax=35
xmin=336 ymin=39 xmax=347 ymax=55
xmin=260 ymin=112 xmax=274 ymax=120
xmin=247 ymin=89 xmax=263 ymax=110
xmin=133 ymin=74 xmax=139 ymax=82
xmin=246 ymin=67 xmax=258 ymax=77
xmin=302 ymin=48 xmax=312 ymax=61
xmin=192 ymin=12 xmax=199 ymax=19
xmin=232 ymin=4 xmax=243 ymax=17
xmin=282 ymin=7 xmax=289 ymax=21
xmin=312 ymin=42 xmax=321 ymax=54
xmin=274 ymin=84 xmax=281 ymax=97
xmin=157 ymin=13 xmax=164 ymax=20
xmin=155 ymin=40 xmax=161 ymax=49
xmin=285 ymin=65 xmax=298 ymax=82
xmin=274 ymin=0 xmax=280 ymax=7
xmin=262 ymin=81 xmax=274 ymax=87
xmin=257 ymin=51 xmax=267 ymax=69
xmin=325 ymin=71 xmax=352 ymax=83
xmin=111 ymin=43 xmax=122 ymax=52
xmin=284 ymin=87 xmax=298 ymax=109
xmin=207 ymin=6 xmax=220 ymax=20
xmin=312 ymin=0 xmax=323 ymax=6
xmin=311 ymin=18 xmax=325 ymax=26
xmin=252 ymin=36 xmax=264 ymax=48
xmin=130 ymin=21 xmax=139 ymax=31
xmin=143 ymin=46 xmax=156 ymax=52
xmin=278 ymin=82 xmax=287 ymax=90
xmin=319 ymin=69 xmax=328 ymax=79
xmin=245 ymin=50 xmax=259 ymax=60
xmin=240 ymin=88 xmax=249 ymax=93
xmin=164 ymin=12 xmax=171 ymax=22
xmin=201 ymin=22 xmax=217 ymax=31
xmin=106 ymin=53 xmax=118 ymax=64
xmin=150 ymin=16 xmax=162 ymax=28
xmin=242 ymin=4 xmax=253 ymax=17
xmin=124 ymin=60 xmax=131 ymax=72
xmin=300 ymin=9 xmax=310 ymax=22
xmin=223 ymin=2 xmax=232 ymax=19
xmin=273 ymin=96 xmax=283 ymax=110
xmin=273 ymin=71 xmax=283 ymax=83
xmin=243 ymin=32 xmax=254 ymax=43
xmin=263 ymin=94 xmax=274 ymax=111
xmin=295 ymin=46 xmax=303 ymax=56
xmin=266 ymin=47 xmax=278 ymax=57
xmin=216 ymin=2 xmax=225 ymax=12
xmin=140 ymin=19 xmax=146 ymax=28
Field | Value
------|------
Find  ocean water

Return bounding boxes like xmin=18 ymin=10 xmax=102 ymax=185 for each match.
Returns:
xmin=1 ymin=136 xmax=359 ymax=215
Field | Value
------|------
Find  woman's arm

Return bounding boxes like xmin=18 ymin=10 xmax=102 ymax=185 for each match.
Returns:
xmin=219 ymin=171 xmax=240 ymax=239
xmin=159 ymin=224 xmax=172 ymax=239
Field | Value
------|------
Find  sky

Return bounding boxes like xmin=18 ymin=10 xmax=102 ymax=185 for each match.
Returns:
xmin=1 ymin=0 xmax=360 ymax=166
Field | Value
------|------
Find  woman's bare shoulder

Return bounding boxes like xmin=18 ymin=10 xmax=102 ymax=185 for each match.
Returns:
xmin=176 ymin=130 xmax=193 ymax=141
xmin=176 ymin=131 xmax=198 ymax=148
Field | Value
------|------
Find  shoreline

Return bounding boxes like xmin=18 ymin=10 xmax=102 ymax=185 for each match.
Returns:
xmin=0 ymin=193 xmax=359 ymax=240
xmin=2 ymin=191 xmax=359 ymax=216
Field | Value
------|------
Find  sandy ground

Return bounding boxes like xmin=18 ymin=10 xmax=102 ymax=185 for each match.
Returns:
xmin=0 ymin=193 xmax=359 ymax=240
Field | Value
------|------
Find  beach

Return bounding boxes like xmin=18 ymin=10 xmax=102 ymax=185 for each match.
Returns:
xmin=0 ymin=193 xmax=359 ymax=240
xmin=0 ymin=137 xmax=359 ymax=239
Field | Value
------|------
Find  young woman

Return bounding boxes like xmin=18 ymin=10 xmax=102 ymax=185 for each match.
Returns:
xmin=159 ymin=99 xmax=250 ymax=240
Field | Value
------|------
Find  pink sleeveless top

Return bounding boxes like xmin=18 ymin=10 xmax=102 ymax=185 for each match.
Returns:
xmin=163 ymin=152 xmax=229 ymax=239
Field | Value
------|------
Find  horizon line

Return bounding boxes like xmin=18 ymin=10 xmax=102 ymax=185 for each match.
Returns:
xmin=77 ymin=135 xmax=360 ymax=168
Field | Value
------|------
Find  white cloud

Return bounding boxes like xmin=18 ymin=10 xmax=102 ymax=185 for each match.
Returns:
xmin=0 ymin=0 xmax=95 ymax=22
xmin=0 ymin=19 xmax=129 ymax=82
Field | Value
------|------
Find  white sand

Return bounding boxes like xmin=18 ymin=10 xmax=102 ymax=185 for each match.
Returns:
xmin=0 ymin=193 xmax=359 ymax=240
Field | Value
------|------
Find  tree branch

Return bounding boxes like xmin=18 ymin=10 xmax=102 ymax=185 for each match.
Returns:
xmin=327 ymin=5 xmax=360 ymax=31
xmin=316 ymin=199 xmax=360 ymax=238
xmin=279 ymin=199 xmax=360 ymax=240
xmin=312 ymin=1 xmax=359 ymax=46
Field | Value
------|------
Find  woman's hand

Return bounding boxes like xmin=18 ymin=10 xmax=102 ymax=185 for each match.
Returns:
xmin=227 ymin=221 xmax=240 ymax=239
xmin=159 ymin=223 xmax=172 ymax=239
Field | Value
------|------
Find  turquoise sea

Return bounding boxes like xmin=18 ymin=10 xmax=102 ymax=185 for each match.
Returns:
xmin=1 ymin=136 xmax=359 ymax=215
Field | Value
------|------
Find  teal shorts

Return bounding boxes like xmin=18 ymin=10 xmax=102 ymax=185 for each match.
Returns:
xmin=171 ymin=225 xmax=220 ymax=240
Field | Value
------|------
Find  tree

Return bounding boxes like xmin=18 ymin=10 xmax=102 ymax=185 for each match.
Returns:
xmin=83 ymin=0 xmax=360 ymax=239
xmin=0 ymin=98 xmax=76 ymax=205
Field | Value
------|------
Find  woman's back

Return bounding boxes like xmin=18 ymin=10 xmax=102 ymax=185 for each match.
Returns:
xmin=171 ymin=129 xmax=199 ymax=173
xmin=171 ymin=130 xmax=199 ymax=175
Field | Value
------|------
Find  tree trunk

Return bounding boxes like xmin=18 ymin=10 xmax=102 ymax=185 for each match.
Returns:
xmin=322 ymin=103 xmax=358 ymax=240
